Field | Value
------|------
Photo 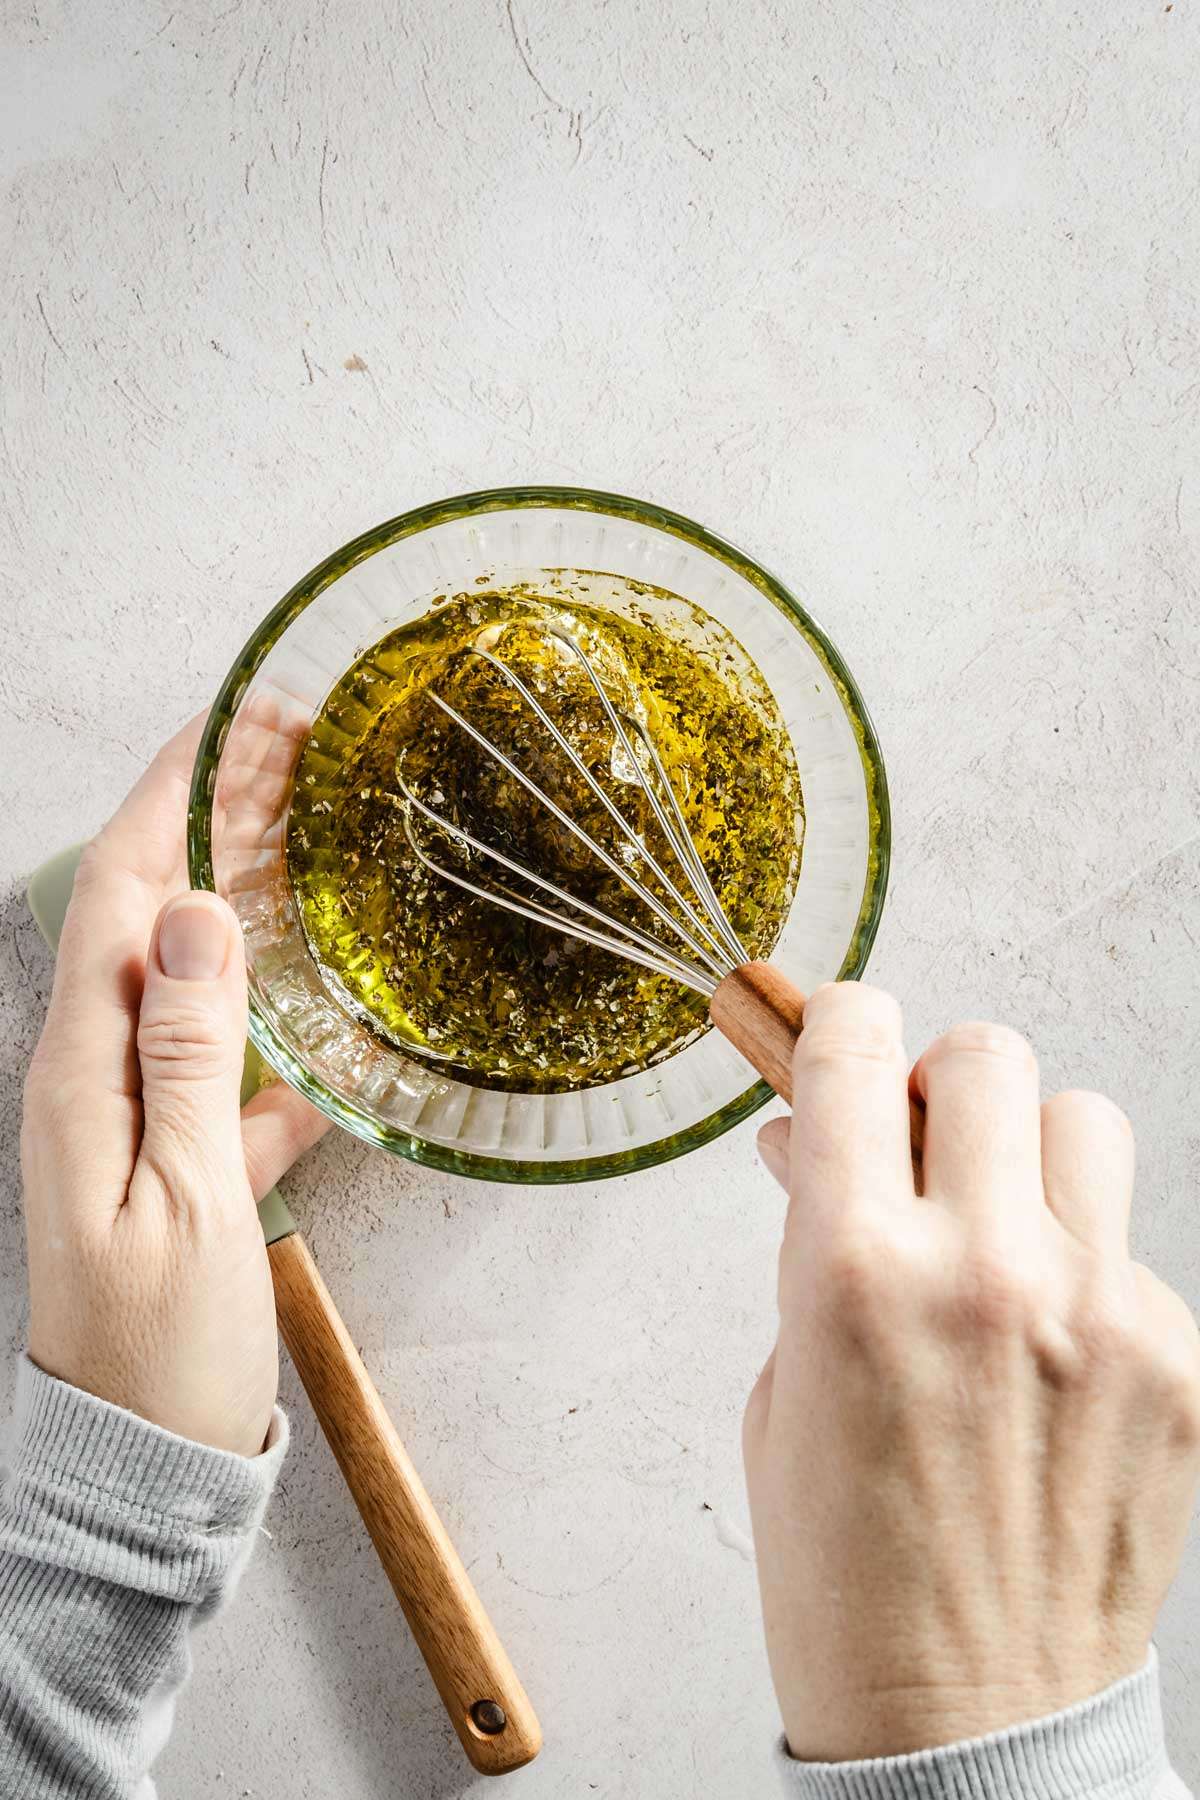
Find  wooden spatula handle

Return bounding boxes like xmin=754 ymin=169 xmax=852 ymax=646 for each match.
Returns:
xmin=267 ymin=1232 xmax=542 ymax=1776
xmin=710 ymin=962 xmax=926 ymax=1178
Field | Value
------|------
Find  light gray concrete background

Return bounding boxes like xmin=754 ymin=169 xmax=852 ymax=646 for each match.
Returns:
xmin=2 ymin=1 xmax=1198 ymax=1794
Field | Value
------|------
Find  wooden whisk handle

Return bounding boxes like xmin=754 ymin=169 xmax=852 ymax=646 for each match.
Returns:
xmin=710 ymin=962 xmax=806 ymax=1104
xmin=710 ymin=963 xmax=926 ymax=1175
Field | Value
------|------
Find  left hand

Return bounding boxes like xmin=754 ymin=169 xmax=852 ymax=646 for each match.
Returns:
xmin=20 ymin=717 xmax=330 ymax=1457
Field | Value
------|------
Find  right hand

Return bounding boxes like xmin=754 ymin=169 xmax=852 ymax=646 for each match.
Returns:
xmin=745 ymin=983 xmax=1200 ymax=1761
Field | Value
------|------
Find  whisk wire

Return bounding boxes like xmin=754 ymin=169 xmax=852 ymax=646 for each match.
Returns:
xmin=427 ymin=688 xmax=732 ymax=983
xmin=401 ymin=623 xmax=749 ymax=993
xmin=469 ymin=644 xmax=737 ymax=972
xmin=539 ymin=628 xmax=750 ymax=969
xmin=402 ymin=814 xmax=718 ymax=996
xmin=398 ymin=780 xmax=719 ymax=995
xmin=622 ymin=718 xmax=750 ymax=968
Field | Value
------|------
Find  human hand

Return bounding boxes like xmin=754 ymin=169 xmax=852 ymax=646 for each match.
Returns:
xmin=21 ymin=718 xmax=329 ymax=1457
xmin=746 ymin=983 xmax=1200 ymax=1760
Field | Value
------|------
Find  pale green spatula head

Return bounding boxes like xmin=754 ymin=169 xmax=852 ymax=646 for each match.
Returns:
xmin=27 ymin=845 xmax=297 ymax=1246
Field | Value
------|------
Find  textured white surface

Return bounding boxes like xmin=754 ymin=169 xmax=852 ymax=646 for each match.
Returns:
xmin=1 ymin=2 xmax=1198 ymax=1794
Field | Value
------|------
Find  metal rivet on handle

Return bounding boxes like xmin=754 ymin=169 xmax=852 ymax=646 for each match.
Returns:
xmin=471 ymin=1700 xmax=507 ymax=1735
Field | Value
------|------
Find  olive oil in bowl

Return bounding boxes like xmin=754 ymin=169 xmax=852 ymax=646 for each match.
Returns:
xmin=287 ymin=574 xmax=803 ymax=1093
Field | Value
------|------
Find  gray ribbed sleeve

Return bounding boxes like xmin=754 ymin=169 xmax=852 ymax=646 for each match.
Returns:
xmin=776 ymin=1650 xmax=1193 ymax=1799
xmin=1 ymin=1356 xmax=1193 ymax=1800
xmin=0 ymin=1356 xmax=286 ymax=1799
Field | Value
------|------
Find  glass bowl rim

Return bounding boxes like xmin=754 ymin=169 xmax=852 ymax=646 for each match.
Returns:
xmin=187 ymin=483 xmax=891 ymax=1184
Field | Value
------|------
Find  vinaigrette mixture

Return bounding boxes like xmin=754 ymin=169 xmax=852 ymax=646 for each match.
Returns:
xmin=286 ymin=575 xmax=803 ymax=1092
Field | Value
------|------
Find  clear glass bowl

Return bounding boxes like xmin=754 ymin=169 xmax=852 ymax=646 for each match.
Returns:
xmin=188 ymin=487 xmax=889 ymax=1182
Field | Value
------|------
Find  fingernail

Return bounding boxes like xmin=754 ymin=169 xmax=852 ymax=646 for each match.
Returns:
xmin=157 ymin=898 xmax=231 ymax=981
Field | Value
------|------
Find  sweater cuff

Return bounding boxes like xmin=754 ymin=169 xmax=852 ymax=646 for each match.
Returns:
xmin=2 ymin=1356 xmax=287 ymax=1606
xmin=776 ymin=1651 xmax=1175 ymax=1799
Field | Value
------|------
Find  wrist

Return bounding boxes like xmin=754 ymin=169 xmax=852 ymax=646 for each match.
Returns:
xmin=27 ymin=1317 xmax=279 ymax=1459
xmin=778 ymin=1652 xmax=1171 ymax=1799
xmin=780 ymin=1656 xmax=1153 ymax=1763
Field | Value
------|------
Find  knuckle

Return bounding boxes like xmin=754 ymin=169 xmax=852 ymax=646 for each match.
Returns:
xmin=137 ymin=1004 xmax=231 ymax=1075
xmin=820 ymin=1218 xmax=922 ymax=1324
xmin=1028 ymin=1311 xmax=1087 ymax=1388
xmin=73 ymin=836 xmax=107 ymax=887
xmin=799 ymin=1035 xmax=904 ymax=1073
xmin=149 ymin=737 xmax=189 ymax=786
xmin=954 ymin=1240 xmax=1039 ymax=1335
xmin=817 ymin=1219 xmax=944 ymax=1366
xmin=1133 ymin=1281 xmax=1200 ymax=1443
xmin=823 ymin=1229 xmax=887 ymax=1308
xmin=807 ymin=980 xmax=895 ymax=1015
xmin=1155 ymin=1348 xmax=1200 ymax=1449
xmin=23 ymin=1062 xmax=87 ymax=1138
xmin=926 ymin=1021 xmax=1036 ymax=1072
xmin=807 ymin=982 xmax=840 ymax=1005
xmin=1071 ymin=1283 xmax=1143 ymax=1368
xmin=799 ymin=984 xmax=903 ymax=1067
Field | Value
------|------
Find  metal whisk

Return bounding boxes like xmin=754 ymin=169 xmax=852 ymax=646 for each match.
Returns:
xmin=398 ymin=620 xmax=809 ymax=1102
xmin=399 ymin=623 xmax=751 ymax=996
xmin=398 ymin=617 xmax=927 ymax=1183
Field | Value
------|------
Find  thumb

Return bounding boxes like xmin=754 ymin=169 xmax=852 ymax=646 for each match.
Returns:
xmin=757 ymin=1116 xmax=791 ymax=1192
xmin=138 ymin=892 xmax=248 ymax=1195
